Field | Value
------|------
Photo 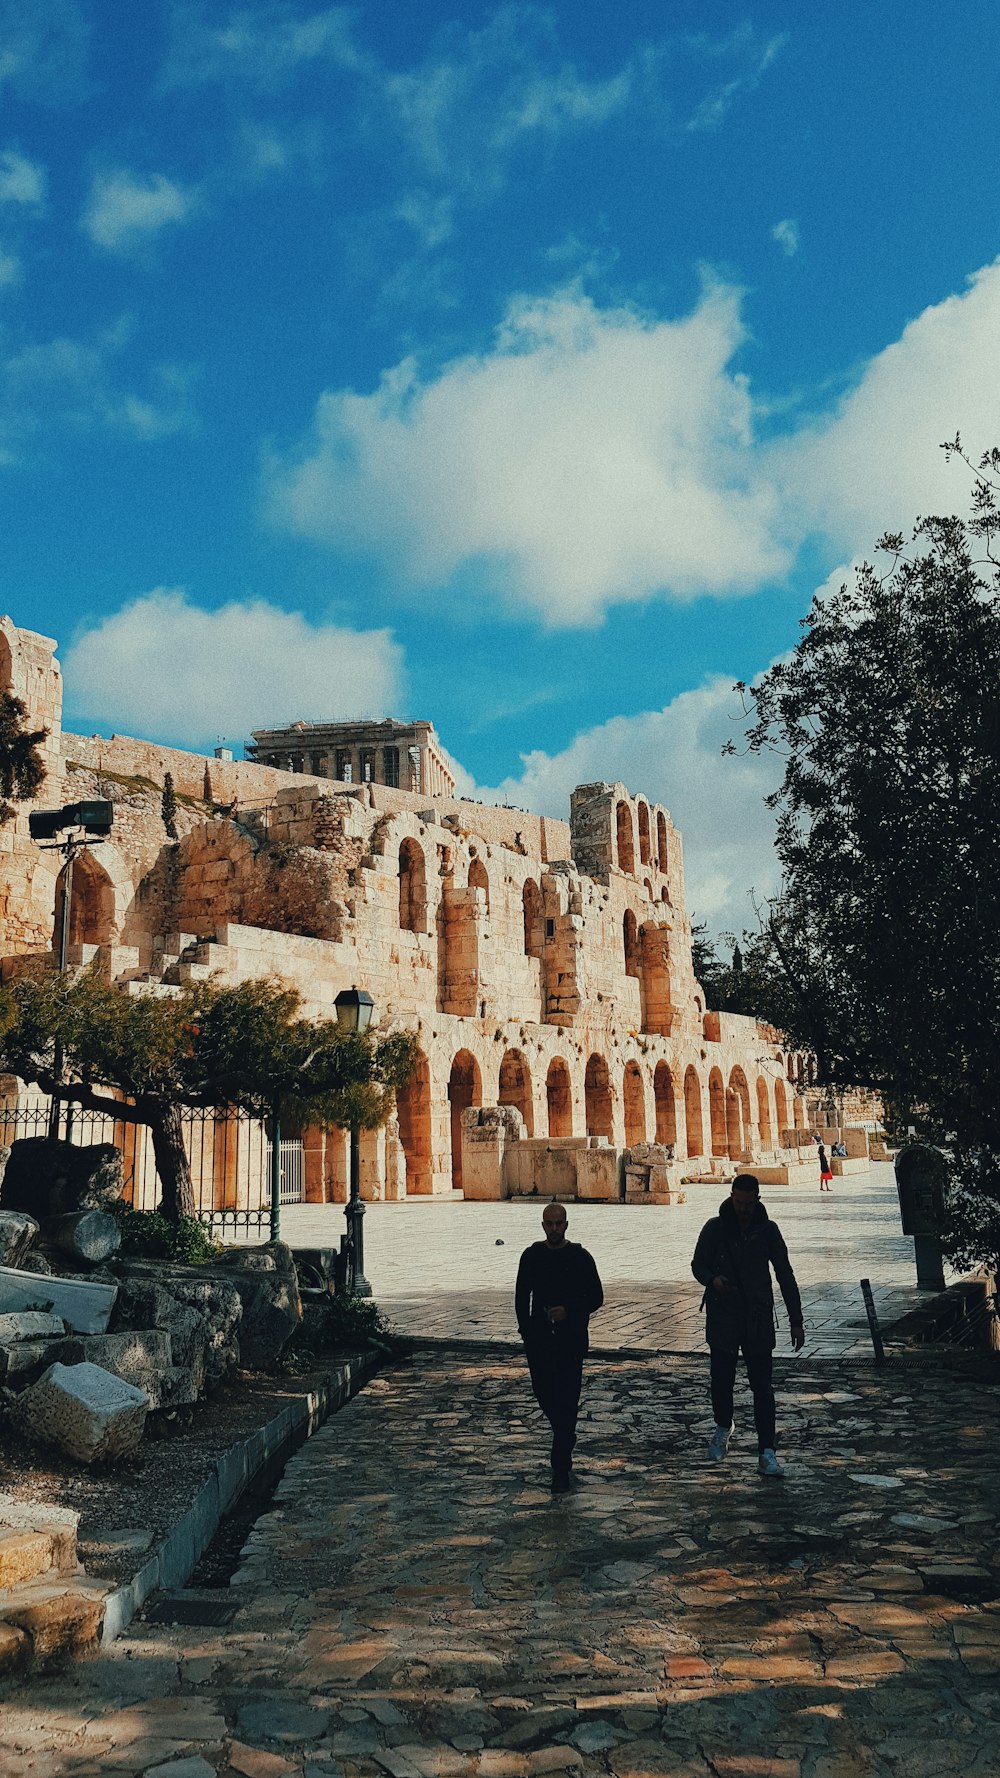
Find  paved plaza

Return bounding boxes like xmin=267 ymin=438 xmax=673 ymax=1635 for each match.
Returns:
xmin=6 ymin=1166 xmax=998 ymax=1778
xmin=4 ymin=1347 xmax=999 ymax=1778
xmin=280 ymin=1166 xmax=942 ymax=1358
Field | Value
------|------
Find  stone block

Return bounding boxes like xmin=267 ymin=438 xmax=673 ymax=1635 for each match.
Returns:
xmin=1 ymin=1138 xmax=125 ymax=1220
xmin=0 ymin=1264 xmax=117 ymax=1333
xmin=15 ymin=1361 xmax=149 ymax=1464
xmin=0 ymin=1334 xmax=85 ymax=1389
xmin=0 ymin=1309 xmax=66 ymax=1342
xmin=212 ymin=1242 xmax=301 ymax=1368
xmin=0 ymin=1208 xmax=39 ymax=1266
xmin=45 ymin=1209 xmax=122 ymax=1265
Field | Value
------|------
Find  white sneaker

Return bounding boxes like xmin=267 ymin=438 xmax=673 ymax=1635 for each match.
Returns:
xmin=758 ymin=1447 xmax=784 ymax=1477
xmin=708 ymin=1424 xmax=732 ymax=1461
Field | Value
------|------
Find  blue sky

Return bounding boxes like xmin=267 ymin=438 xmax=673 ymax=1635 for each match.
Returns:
xmin=3 ymin=1 xmax=1000 ymax=933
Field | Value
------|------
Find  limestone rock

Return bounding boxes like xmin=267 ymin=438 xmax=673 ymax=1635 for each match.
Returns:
xmin=212 ymin=1241 xmax=301 ymax=1368
xmin=0 ymin=1264 xmax=117 ymax=1334
xmin=45 ymin=1209 xmax=122 ymax=1266
xmin=110 ymin=1263 xmax=240 ymax=1386
xmin=0 ymin=1310 xmax=66 ymax=1342
xmin=1 ymin=1138 xmax=125 ymax=1221
xmin=0 ymin=1335 xmax=85 ymax=1389
xmin=16 ymin=1361 xmax=148 ymax=1464
xmin=0 ymin=1208 xmax=39 ymax=1267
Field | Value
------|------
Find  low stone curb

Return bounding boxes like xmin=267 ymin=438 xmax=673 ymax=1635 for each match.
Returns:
xmin=100 ymin=1348 xmax=382 ymax=1644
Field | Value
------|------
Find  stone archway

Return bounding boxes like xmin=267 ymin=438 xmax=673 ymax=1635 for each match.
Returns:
xmin=756 ymin=1076 xmax=772 ymax=1148
xmin=448 ymin=1050 xmax=482 ymax=1191
xmin=522 ymin=879 xmax=543 ymax=957
xmin=469 ymin=857 xmax=490 ymax=913
xmin=584 ymin=1053 xmax=613 ymax=1140
xmin=774 ymin=1079 xmax=788 ymax=1143
xmin=498 ymin=1048 xmax=533 ymax=1134
xmin=546 ymin=1058 xmax=573 ymax=1137
xmin=654 ymin=1062 xmax=677 ymax=1145
xmin=397 ymin=1049 xmax=433 ymax=1193
xmin=728 ymin=1067 xmax=752 ymax=1158
xmin=54 ymin=848 xmax=116 ymax=950
xmin=637 ymin=802 xmax=651 ymax=865
xmin=623 ymin=1061 xmax=646 ymax=1147
xmin=616 ymin=801 xmax=634 ymax=874
xmin=709 ymin=1068 xmax=727 ymax=1156
xmin=398 ymin=839 xmax=426 ymax=933
xmin=684 ymin=1066 xmax=704 ymax=1157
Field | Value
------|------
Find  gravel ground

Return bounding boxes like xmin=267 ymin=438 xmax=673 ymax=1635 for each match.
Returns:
xmin=0 ymin=1361 xmax=354 ymax=1589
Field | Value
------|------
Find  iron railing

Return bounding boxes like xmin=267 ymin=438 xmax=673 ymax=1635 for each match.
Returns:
xmin=0 ymin=1102 xmax=301 ymax=1237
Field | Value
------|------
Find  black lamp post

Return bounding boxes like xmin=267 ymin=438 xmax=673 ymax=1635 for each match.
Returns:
xmin=334 ymin=986 xmax=375 ymax=1297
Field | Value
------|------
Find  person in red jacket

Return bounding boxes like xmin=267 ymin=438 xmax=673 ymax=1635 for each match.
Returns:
xmin=515 ymin=1202 xmax=604 ymax=1493
xmin=692 ymin=1173 xmax=804 ymax=1477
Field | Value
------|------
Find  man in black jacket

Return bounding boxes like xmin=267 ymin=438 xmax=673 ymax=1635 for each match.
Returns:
xmin=691 ymin=1173 xmax=804 ymax=1477
xmin=515 ymin=1202 xmax=604 ymax=1493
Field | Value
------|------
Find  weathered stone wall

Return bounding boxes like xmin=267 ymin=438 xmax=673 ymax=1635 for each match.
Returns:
xmin=0 ymin=616 xmax=813 ymax=1203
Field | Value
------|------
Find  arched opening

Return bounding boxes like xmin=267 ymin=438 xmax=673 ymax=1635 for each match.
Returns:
xmin=54 ymin=849 xmax=115 ymax=950
xmin=728 ymin=1067 xmax=752 ymax=1158
xmin=656 ymin=811 xmax=668 ymax=871
xmin=787 ymin=1055 xmax=796 ymax=1082
xmin=623 ymin=908 xmax=639 ymax=977
xmin=643 ymin=879 xmax=653 ymax=901
xmin=0 ymin=631 xmax=12 ymax=695
xmin=448 ymin=1050 xmax=482 ymax=1191
xmin=756 ymin=1077 xmax=772 ymax=1148
xmin=623 ymin=1061 xmax=646 ymax=1147
xmin=654 ymin=1062 xmax=677 ymax=1145
xmin=684 ymin=1067 xmax=704 ymax=1157
xmin=522 ymin=879 xmax=543 ymax=957
xmin=499 ymin=1048 xmax=533 ymax=1134
xmin=398 ymin=838 xmax=426 ymax=933
xmin=709 ymin=1068 xmax=727 ymax=1156
xmin=584 ymin=1053 xmax=613 ymax=1140
xmin=397 ymin=1050 xmax=433 ymax=1193
xmin=469 ymin=856 xmax=490 ymax=913
xmin=774 ymin=1079 xmax=788 ymax=1142
xmin=546 ymin=1058 xmax=573 ymax=1137
xmin=616 ymin=801 xmax=634 ymax=874
xmin=637 ymin=802 xmax=651 ymax=865
xmin=793 ymin=1095 xmax=805 ymax=1131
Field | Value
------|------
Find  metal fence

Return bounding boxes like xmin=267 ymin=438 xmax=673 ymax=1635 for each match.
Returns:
xmin=0 ymin=1101 xmax=297 ymax=1237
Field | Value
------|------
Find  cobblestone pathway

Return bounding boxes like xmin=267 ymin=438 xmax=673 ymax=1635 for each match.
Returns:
xmin=6 ymin=1350 xmax=999 ymax=1778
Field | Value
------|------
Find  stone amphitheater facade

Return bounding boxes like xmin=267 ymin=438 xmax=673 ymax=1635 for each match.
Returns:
xmin=0 ymin=615 xmax=816 ymax=1207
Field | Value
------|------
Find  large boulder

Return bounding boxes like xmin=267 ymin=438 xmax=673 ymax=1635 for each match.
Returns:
xmin=1 ymin=1140 xmax=125 ymax=1221
xmin=109 ymin=1264 xmax=241 ymax=1386
xmin=212 ymin=1242 xmax=301 ymax=1369
xmin=45 ymin=1210 xmax=122 ymax=1267
xmin=15 ymin=1361 xmax=148 ymax=1463
xmin=0 ymin=1265 xmax=117 ymax=1334
xmin=0 ymin=1209 xmax=39 ymax=1268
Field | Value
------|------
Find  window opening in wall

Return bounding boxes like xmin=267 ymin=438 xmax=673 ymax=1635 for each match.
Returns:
xmin=623 ymin=909 xmax=639 ymax=977
xmin=616 ymin=801 xmax=635 ymax=874
xmin=336 ymin=749 xmax=352 ymax=782
xmin=383 ymin=746 xmax=400 ymax=788
xmin=584 ymin=1053 xmax=613 ymax=1140
xmin=637 ymin=802 xmax=651 ymax=865
xmin=656 ymin=811 xmax=668 ymax=871
xmin=469 ymin=857 xmax=490 ymax=913
xmin=545 ymin=918 xmax=555 ymax=939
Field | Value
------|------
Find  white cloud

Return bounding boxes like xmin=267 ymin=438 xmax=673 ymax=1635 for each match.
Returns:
xmin=82 ymin=169 xmax=195 ymax=253
xmin=267 ymin=283 xmax=789 ymax=624
xmin=472 ymin=677 xmax=783 ymax=934
xmin=0 ymin=333 xmax=197 ymax=453
xmin=771 ymin=217 xmax=798 ymax=257
xmin=64 ymin=590 xmax=406 ymax=748
xmin=0 ymin=148 xmax=46 ymax=206
xmin=269 ymin=253 xmax=1000 ymax=627
xmin=0 ymin=0 xmax=90 ymax=105
xmin=771 ymin=257 xmax=1000 ymax=552
xmin=0 ymin=244 xmax=21 ymax=285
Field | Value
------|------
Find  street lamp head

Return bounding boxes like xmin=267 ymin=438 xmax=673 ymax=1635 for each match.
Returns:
xmin=335 ymin=985 xmax=375 ymax=1034
xmin=28 ymin=800 xmax=114 ymax=842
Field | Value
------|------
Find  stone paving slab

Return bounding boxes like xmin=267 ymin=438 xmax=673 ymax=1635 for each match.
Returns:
xmin=279 ymin=1170 xmax=944 ymax=1359
xmin=4 ymin=1348 xmax=999 ymax=1777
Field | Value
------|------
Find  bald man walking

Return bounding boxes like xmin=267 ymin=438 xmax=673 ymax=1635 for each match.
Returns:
xmin=515 ymin=1202 xmax=604 ymax=1493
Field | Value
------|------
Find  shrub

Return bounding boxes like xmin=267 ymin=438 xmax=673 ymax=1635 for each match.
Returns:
xmin=113 ymin=1206 xmax=222 ymax=1265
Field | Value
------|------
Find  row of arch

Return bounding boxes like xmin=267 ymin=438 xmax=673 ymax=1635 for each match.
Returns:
xmin=397 ymin=1046 xmax=805 ymax=1193
xmin=616 ymin=799 xmax=669 ymax=877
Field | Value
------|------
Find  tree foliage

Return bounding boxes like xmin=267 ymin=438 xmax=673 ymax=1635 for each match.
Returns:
xmin=730 ymin=439 xmax=1000 ymax=1265
xmin=0 ymin=967 xmax=417 ymax=1220
xmin=690 ymin=920 xmax=794 ymax=1023
xmin=0 ymin=692 xmax=47 ymax=815
xmin=161 ymin=771 xmax=178 ymax=840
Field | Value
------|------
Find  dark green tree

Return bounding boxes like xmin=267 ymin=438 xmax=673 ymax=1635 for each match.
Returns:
xmin=0 ymin=692 xmax=47 ymax=816
xmin=161 ymin=771 xmax=178 ymax=839
xmin=730 ymin=439 xmax=1000 ymax=1266
xmin=0 ymin=968 xmax=417 ymax=1222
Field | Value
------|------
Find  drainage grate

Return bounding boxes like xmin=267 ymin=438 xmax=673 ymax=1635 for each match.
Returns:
xmin=144 ymin=1591 xmax=240 ymax=1627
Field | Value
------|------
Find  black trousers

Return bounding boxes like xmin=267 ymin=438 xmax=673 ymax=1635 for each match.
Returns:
xmin=710 ymin=1344 xmax=776 ymax=1452
xmin=525 ymin=1337 xmax=584 ymax=1475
